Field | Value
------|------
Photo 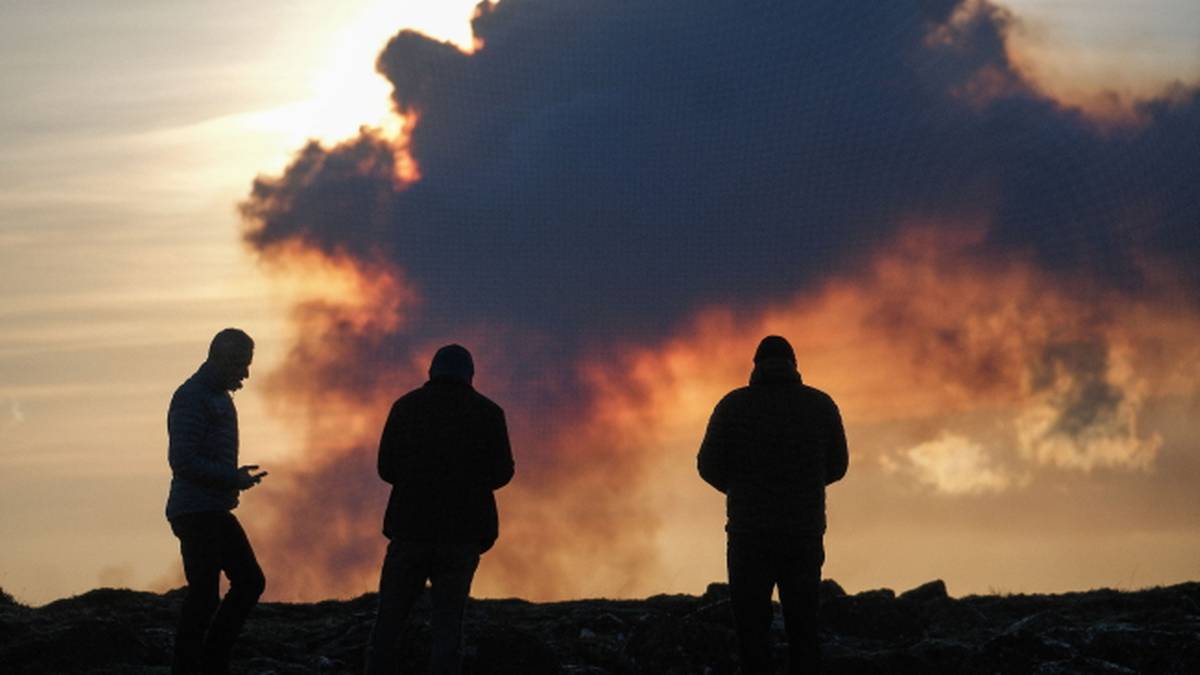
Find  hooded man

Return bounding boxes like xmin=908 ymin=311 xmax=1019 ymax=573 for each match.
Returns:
xmin=698 ymin=335 xmax=848 ymax=674
xmin=366 ymin=344 xmax=515 ymax=675
xmin=166 ymin=328 xmax=268 ymax=675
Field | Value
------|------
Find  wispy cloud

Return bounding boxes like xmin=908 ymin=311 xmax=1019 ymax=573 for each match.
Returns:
xmin=6 ymin=398 xmax=25 ymax=427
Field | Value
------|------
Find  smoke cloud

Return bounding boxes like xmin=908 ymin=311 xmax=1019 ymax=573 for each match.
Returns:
xmin=238 ymin=0 xmax=1200 ymax=600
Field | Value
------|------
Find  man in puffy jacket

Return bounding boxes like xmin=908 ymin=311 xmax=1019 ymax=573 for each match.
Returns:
xmin=698 ymin=335 xmax=848 ymax=674
xmin=366 ymin=344 xmax=515 ymax=675
xmin=166 ymin=328 xmax=268 ymax=675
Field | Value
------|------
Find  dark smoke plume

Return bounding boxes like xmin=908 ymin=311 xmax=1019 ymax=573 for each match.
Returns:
xmin=239 ymin=0 xmax=1199 ymax=600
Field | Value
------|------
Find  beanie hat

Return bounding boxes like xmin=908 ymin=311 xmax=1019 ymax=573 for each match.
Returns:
xmin=429 ymin=344 xmax=475 ymax=383
xmin=753 ymin=335 xmax=795 ymax=364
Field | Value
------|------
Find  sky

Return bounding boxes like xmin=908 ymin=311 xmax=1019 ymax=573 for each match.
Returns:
xmin=1 ymin=0 xmax=1198 ymax=606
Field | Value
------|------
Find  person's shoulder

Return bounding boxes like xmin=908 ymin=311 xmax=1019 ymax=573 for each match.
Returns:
xmin=716 ymin=385 xmax=754 ymax=409
xmin=469 ymin=388 xmax=505 ymax=415
xmin=391 ymin=385 xmax=428 ymax=408
xmin=169 ymin=375 xmax=230 ymax=420
xmin=799 ymin=383 xmax=839 ymax=408
xmin=171 ymin=375 xmax=207 ymax=405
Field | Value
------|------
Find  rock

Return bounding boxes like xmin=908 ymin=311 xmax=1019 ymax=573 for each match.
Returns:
xmin=1032 ymin=656 xmax=1138 ymax=674
xmin=642 ymin=593 xmax=702 ymax=617
xmin=469 ymin=622 xmax=560 ymax=674
xmin=899 ymin=579 xmax=948 ymax=604
xmin=684 ymin=598 xmax=733 ymax=626
xmin=584 ymin=611 xmax=628 ymax=635
xmin=819 ymin=578 xmax=847 ymax=603
xmin=1 ymin=581 xmax=1197 ymax=673
xmin=856 ymin=588 xmax=897 ymax=602
xmin=702 ymin=582 xmax=730 ymax=603
xmin=905 ymin=637 xmax=974 ymax=665
xmin=1083 ymin=623 xmax=1200 ymax=673
xmin=822 ymin=587 xmax=924 ymax=641
xmin=970 ymin=627 xmax=1078 ymax=673
xmin=625 ymin=613 xmax=737 ymax=674
xmin=0 ymin=616 xmax=167 ymax=674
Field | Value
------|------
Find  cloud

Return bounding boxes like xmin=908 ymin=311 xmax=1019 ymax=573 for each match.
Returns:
xmin=246 ymin=0 xmax=1200 ymax=324
xmin=3 ymin=398 xmax=25 ymax=428
xmin=900 ymin=432 xmax=1014 ymax=495
xmin=235 ymin=0 xmax=1200 ymax=600
xmin=1016 ymin=339 xmax=1161 ymax=471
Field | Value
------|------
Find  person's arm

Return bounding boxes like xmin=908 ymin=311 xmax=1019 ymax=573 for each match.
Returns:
xmin=486 ymin=406 xmax=515 ymax=490
xmin=824 ymin=398 xmax=849 ymax=485
xmin=697 ymin=398 xmax=732 ymax=493
xmin=378 ymin=401 xmax=404 ymax=485
xmin=167 ymin=392 xmax=240 ymax=489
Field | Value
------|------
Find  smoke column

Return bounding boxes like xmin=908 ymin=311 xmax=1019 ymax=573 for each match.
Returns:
xmin=239 ymin=0 xmax=1200 ymax=600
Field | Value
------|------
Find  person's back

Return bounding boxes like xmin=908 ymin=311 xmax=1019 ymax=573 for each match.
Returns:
xmin=367 ymin=344 xmax=514 ymax=675
xmin=698 ymin=335 xmax=847 ymax=675
xmin=379 ymin=377 xmax=513 ymax=550
xmin=700 ymin=367 xmax=846 ymax=537
xmin=166 ymin=370 xmax=242 ymax=520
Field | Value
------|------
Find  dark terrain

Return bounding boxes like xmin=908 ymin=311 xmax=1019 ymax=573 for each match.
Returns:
xmin=1 ymin=579 xmax=1197 ymax=674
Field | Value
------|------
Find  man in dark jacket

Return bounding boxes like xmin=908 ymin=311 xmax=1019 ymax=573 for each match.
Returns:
xmin=166 ymin=328 xmax=268 ymax=675
xmin=366 ymin=344 xmax=515 ymax=675
xmin=698 ymin=335 xmax=848 ymax=675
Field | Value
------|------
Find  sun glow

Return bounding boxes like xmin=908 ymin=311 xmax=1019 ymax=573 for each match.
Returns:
xmin=249 ymin=0 xmax=483 ymax=155
xmin=997 ymin=0 xmax=1200 ymax=121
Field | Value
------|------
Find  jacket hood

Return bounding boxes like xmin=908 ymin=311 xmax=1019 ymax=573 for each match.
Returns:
xmin=428 ymin=344 xmax=474 ymax=384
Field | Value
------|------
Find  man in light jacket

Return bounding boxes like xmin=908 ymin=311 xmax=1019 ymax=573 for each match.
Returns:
xmin=166 ymin=328 xmax=267 ymax=675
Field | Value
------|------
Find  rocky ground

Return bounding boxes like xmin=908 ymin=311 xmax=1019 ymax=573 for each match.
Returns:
xmin=1 ymin=579 xmax=1197 ymax=674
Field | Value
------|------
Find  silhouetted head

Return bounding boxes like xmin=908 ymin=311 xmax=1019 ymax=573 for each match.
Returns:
xmin=750 ymin=335 xmax=801 ymax=385
xmin=429 ymin=344 xmax=474 ymax=385
xmin=753 ymin=335 xmax=796 ymax=366
xmin=207 ymin=328 xmax=255 ymax=392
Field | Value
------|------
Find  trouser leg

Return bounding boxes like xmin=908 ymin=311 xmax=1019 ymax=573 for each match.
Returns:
xmin=728 ymin=536 xmax=777 ymax=675
xmin=170 ymin=514 xmax=223 ymax=675
xmin=777 ymin=537 xmax=824 ymax=675
xmin=202 ymin=513 xmax=265 ymax=675
xmin=366 ymin=541 xmax=433 ymax=675
xmin=428 ymin=543 xmax=480 ymax=675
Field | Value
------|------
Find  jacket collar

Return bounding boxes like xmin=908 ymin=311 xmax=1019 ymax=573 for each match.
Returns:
xmin=749 ymin=359 xmax=803 ymax=386
xmin=194 ymin=361 xmax=227 ymax=393
xmin=425 ymin=376 xmax=473 ymax=389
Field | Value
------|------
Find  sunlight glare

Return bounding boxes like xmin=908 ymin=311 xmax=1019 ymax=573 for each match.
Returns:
xmin=257 ymin=0 xmax=483 ymax=150
xmin=997 ymin=0 xmax=1200 ymax=119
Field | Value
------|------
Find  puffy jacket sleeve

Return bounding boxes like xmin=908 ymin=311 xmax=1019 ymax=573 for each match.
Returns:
xmin=697 ymin=397 xmax=733 ymax=493
xmin=167 ymin=390 xmax=239 ymax=489
xmin=824 ymin=398 xmax=849 ymax=485
xmin=486 ymin=406 xmax=515 ymax=490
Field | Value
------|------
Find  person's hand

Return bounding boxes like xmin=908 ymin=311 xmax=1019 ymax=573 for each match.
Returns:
xmin=237 ymin=464 xmax=268 ymax=490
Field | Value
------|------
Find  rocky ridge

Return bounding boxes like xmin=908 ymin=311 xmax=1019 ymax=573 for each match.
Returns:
xmin=1 ymin=580 xmax=1197 ymax=673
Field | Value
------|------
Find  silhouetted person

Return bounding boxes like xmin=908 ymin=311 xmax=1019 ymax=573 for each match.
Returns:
xmin=366 ymin=344 xmax=515 ymax=675
xmin=698 ymin=335 xmax=848 ymax=674
xmin=166 ymin=328 xmax=268 ymax=675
